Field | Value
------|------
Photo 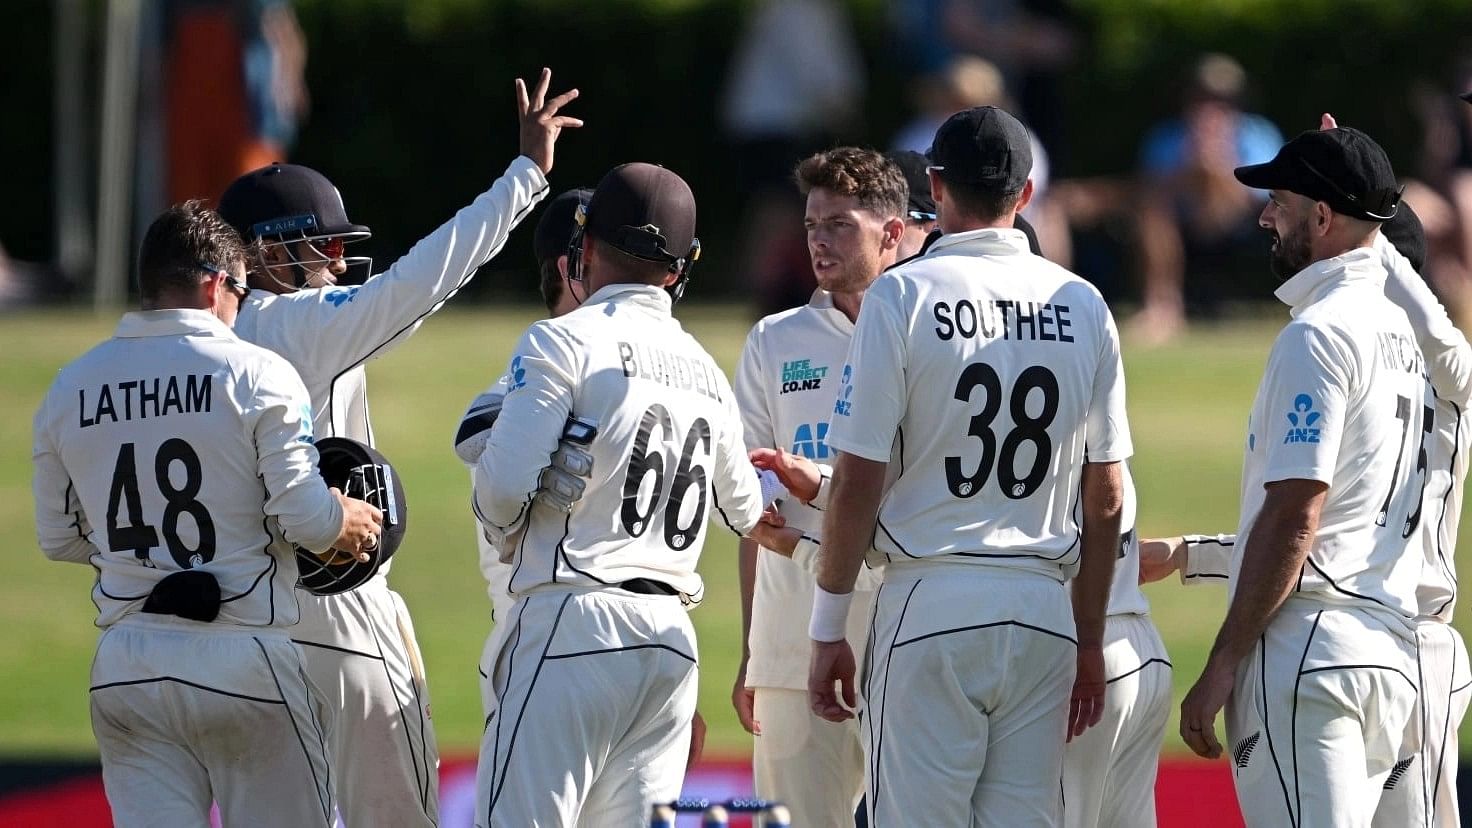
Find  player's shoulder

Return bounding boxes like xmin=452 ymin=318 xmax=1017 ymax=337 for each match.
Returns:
xmin=749 ymin=300 xmax=832 ymax=342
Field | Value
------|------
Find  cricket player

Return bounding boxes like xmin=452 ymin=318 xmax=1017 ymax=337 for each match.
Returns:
xmin=214 ymin=69 xmax=580 ymax=826
xmin=454 ymin=187 xmax=593 ymax=625
xmin=471 ymin=163 xmax=791 ymax=826
xmin=31 ymin=202 xmax=383 ymax=827
xmin=732 ymin=147 xmax=904 ymax=827
xmin=887 ymin=150 xmax=938 ymax=260
xmin=1177 ymin=127 xmax=1430 ymax=827
xmin=803 ymin=107 xmax=1131 ymax=826
xmin=1147 ymin=198 xmax=1471 ymax=827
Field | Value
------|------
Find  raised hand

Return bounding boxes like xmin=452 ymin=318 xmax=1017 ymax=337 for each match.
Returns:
xmin=516 ymin=68 xmax=583 ymax=174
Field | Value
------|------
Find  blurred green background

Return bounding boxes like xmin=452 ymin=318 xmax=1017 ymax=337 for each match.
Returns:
xmin=6 ymin=307 xmax=1464 ymax=759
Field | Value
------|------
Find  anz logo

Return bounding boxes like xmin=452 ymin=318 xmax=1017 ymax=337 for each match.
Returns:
xmin=324 ymin=286 xmax=360 ymax=307
xmin=791 ymin=422 xmax=830 ymax=459
xmin=833 ymin=364 xmax=854 ymax=418
xmin=1283 ymin=393 xmax=1322 ymax=444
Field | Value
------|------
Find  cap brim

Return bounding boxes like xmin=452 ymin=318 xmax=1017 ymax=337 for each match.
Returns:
xmin=317 ymin=223 xmax=372 ymax=240
xmin=1462 ymin=91 xmax=1472 ymax=105
xmin=1233 ymin=157 xmax=1292 ymax=190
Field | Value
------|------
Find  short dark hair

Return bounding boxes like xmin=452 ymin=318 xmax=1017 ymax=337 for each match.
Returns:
xmin=137 ymin=201 xmax=248 ymax=300
xmin=794 ymin=147 xmax=907 ymax=219
xmin=940 ymin=178 xmax=1023 ymax=224
xmin=538 ymin=257 xmax=564 ymax=313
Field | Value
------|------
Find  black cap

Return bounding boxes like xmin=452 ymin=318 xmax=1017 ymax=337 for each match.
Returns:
xmin=1461 ymin=91 xmax=1472 ymax=105
xmin=533 ymin=188 xmax=593 ymax=264
xmin=586 ymin=163 xmax=697 ymax=265
xmin=218 ymin=164 xmax=370 ymax=242
xmin=1233 ymin=128 xmax=1401 ymax=222
xmin=887 ymin=150 xmax=936 ymax=218
xmin=926 ymin=106 xmax=1032 ymax=192
xmin=1381 ymin=201 xmax=1426 ymax=272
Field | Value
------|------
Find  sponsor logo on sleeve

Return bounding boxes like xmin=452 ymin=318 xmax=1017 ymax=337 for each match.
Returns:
xmin=1283 ymin=393 xmax=1321 ymax=444
xmin=833 ymin=364 xmax=853 ymax=417
xmin=324 ymin=286 xmax=360 ymax=307
xmin=507 ymin=355 xmax=528 ymax=392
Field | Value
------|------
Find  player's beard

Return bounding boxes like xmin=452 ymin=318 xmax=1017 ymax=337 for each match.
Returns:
xmin=1267 ymin=217 xmax=1312 ymax=281
xmin=815 ymin=249 xmax=879 ymax=295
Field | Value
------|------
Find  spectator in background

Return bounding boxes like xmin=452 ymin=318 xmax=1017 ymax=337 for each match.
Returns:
xmin=1401 ymin=59 xmax=1472 ymax=323
xmin=722 ymin=0 xmax=865 ymax=316
xmin=893 ymin=55 xmax=1070 ymax=264
xmin=1131 ymin=53 xmax=1284 ymax=343
xmin=890 ymin=0 xmax=1076 ymax=157
xmin=165 ymin=0 xmax=308 ymax=205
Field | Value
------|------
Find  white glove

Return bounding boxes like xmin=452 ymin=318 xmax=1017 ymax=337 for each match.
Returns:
xmin=454 ymin=389 xmax=505 ymax=467
xmin=758 ymin=469 xmax=788 ymax=509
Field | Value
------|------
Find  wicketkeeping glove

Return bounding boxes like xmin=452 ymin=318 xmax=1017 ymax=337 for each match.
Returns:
xmin=535 ymin=420 xmax=596 ymax=513
xmin=454 ymin=388 xmax=505 ymax=467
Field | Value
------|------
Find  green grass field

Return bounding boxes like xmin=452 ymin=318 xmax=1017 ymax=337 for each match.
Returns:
xmin=2 ymin=306 xmax=1467 ymax=760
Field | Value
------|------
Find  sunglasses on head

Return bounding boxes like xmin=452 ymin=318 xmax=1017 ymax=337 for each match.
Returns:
xmin=198 ymin=261 xmax=251 ymax=300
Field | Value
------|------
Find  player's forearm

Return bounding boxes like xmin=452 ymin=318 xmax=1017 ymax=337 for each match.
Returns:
xmin=253 ymin=393 xmax=346 ymax=553
xmin=737 ymin=538 xmax=758 ymax=661
xmin=1206 ymin=482 xmax=1325 ymax=670
xmin=313 ymin=157 xmax=550 ymax=365
xmin=815 ymin=452 xmax=887 ymax=594
xmin=1074 ymin=461 xmax=1122 ymax=649
xmin=1379 ymin=233 xmax=1472 ymax=404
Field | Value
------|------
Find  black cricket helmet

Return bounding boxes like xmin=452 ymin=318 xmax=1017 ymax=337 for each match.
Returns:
xmin=294 ymin=437 xmax=407 ymax=595
xmin=218 ymin=163 xmax=373 ymax=290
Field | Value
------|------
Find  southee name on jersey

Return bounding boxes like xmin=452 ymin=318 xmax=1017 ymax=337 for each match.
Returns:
xmin=618 ymin=340 xmax=724 ymax=402
xmin=780 ymin=358 xmax=829 ymax=394
xmin=78 ymin=374 xmax=212 ymax=428
xmin=933 ymin=299 xmax=1075 ymax=343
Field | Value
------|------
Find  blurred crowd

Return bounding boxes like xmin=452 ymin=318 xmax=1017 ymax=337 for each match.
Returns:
xmin=12 ymin=0 xmax=1472 ymax=345
xmin=720 ymin=0 xmax=1472 ymax=343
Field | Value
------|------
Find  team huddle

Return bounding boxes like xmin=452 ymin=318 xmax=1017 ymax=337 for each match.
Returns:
xmin=29 ymin=67 xmax=1472 ymax=828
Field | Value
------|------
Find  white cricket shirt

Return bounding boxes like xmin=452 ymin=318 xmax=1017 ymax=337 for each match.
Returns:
xmin=1379 ymin=235 xmax=1472 ymax=623
xmin=1233 ymin=247 xmax=1428 ymax=624
xmin=475 ymin=283 xmax=765 ymax=602
xmin=33 ymin=310 xmax=344 ymax=628
xmin=825 ymin=228 xmax=1133 ymax=578
xmin=231 ymin=155 xmax=548 ymax=589
xmin=735 ymin=290 xmax=877 ymax=690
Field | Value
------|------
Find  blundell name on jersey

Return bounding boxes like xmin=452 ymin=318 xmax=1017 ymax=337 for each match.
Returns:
xmin=932 ymin=299 xmax=1075 ymax=343
xmin=78 ymin=374 xmax=213 ymax=428
xmin=618 ymin=341 xmax=723 ymax=402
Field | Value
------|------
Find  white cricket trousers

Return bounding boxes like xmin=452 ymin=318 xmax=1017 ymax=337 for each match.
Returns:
xmin=862 ymin=563 xmax=1077 ymax=827
xmin=295 ymin=576 xmax=440 ymax=827
xmin=89 ymin=615 xmax=335 ymax=827
xmin=752 ymin=688 xmax=864 ymax=828
xmin=1226 ymin=598 xmax=1419 ymax=828
xmin=1373 ymin=620 xmax=1472 ymax=828
xmin=1062 ymin=613 xmax=1172 ymax=828
xmin=475 ymin=587 xmax=698 ymax=827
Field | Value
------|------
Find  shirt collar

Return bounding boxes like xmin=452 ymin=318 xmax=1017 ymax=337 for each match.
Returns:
xmin=113 ymin=308 xmax=234 ymax=339
xmin=1273 ymin=246 xmax=1386 ymax=315
xmin=807 ymin=288 xmax=858 ymax=333
xmin=583 ymin=281 xmax=673 ymax=313
xmin=924 ymin=227 xmax=1031 ymax=257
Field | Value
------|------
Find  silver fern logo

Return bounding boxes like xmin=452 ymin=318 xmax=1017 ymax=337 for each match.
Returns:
xmin=1233 ymin=732 xmax=1260 ymax=770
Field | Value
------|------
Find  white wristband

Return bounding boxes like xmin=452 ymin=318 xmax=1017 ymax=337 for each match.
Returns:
xmin=809 ymin=585 xmax=853 ymax=642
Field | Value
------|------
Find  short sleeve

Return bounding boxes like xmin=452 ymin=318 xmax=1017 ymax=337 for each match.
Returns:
xmin=1085 ymin=301 xmax=1133 ymax=463
xmin=825 ymin=275 xmax=909 ymax=462
xmin=1258 ymin=323 xmax=1353 ymax=486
